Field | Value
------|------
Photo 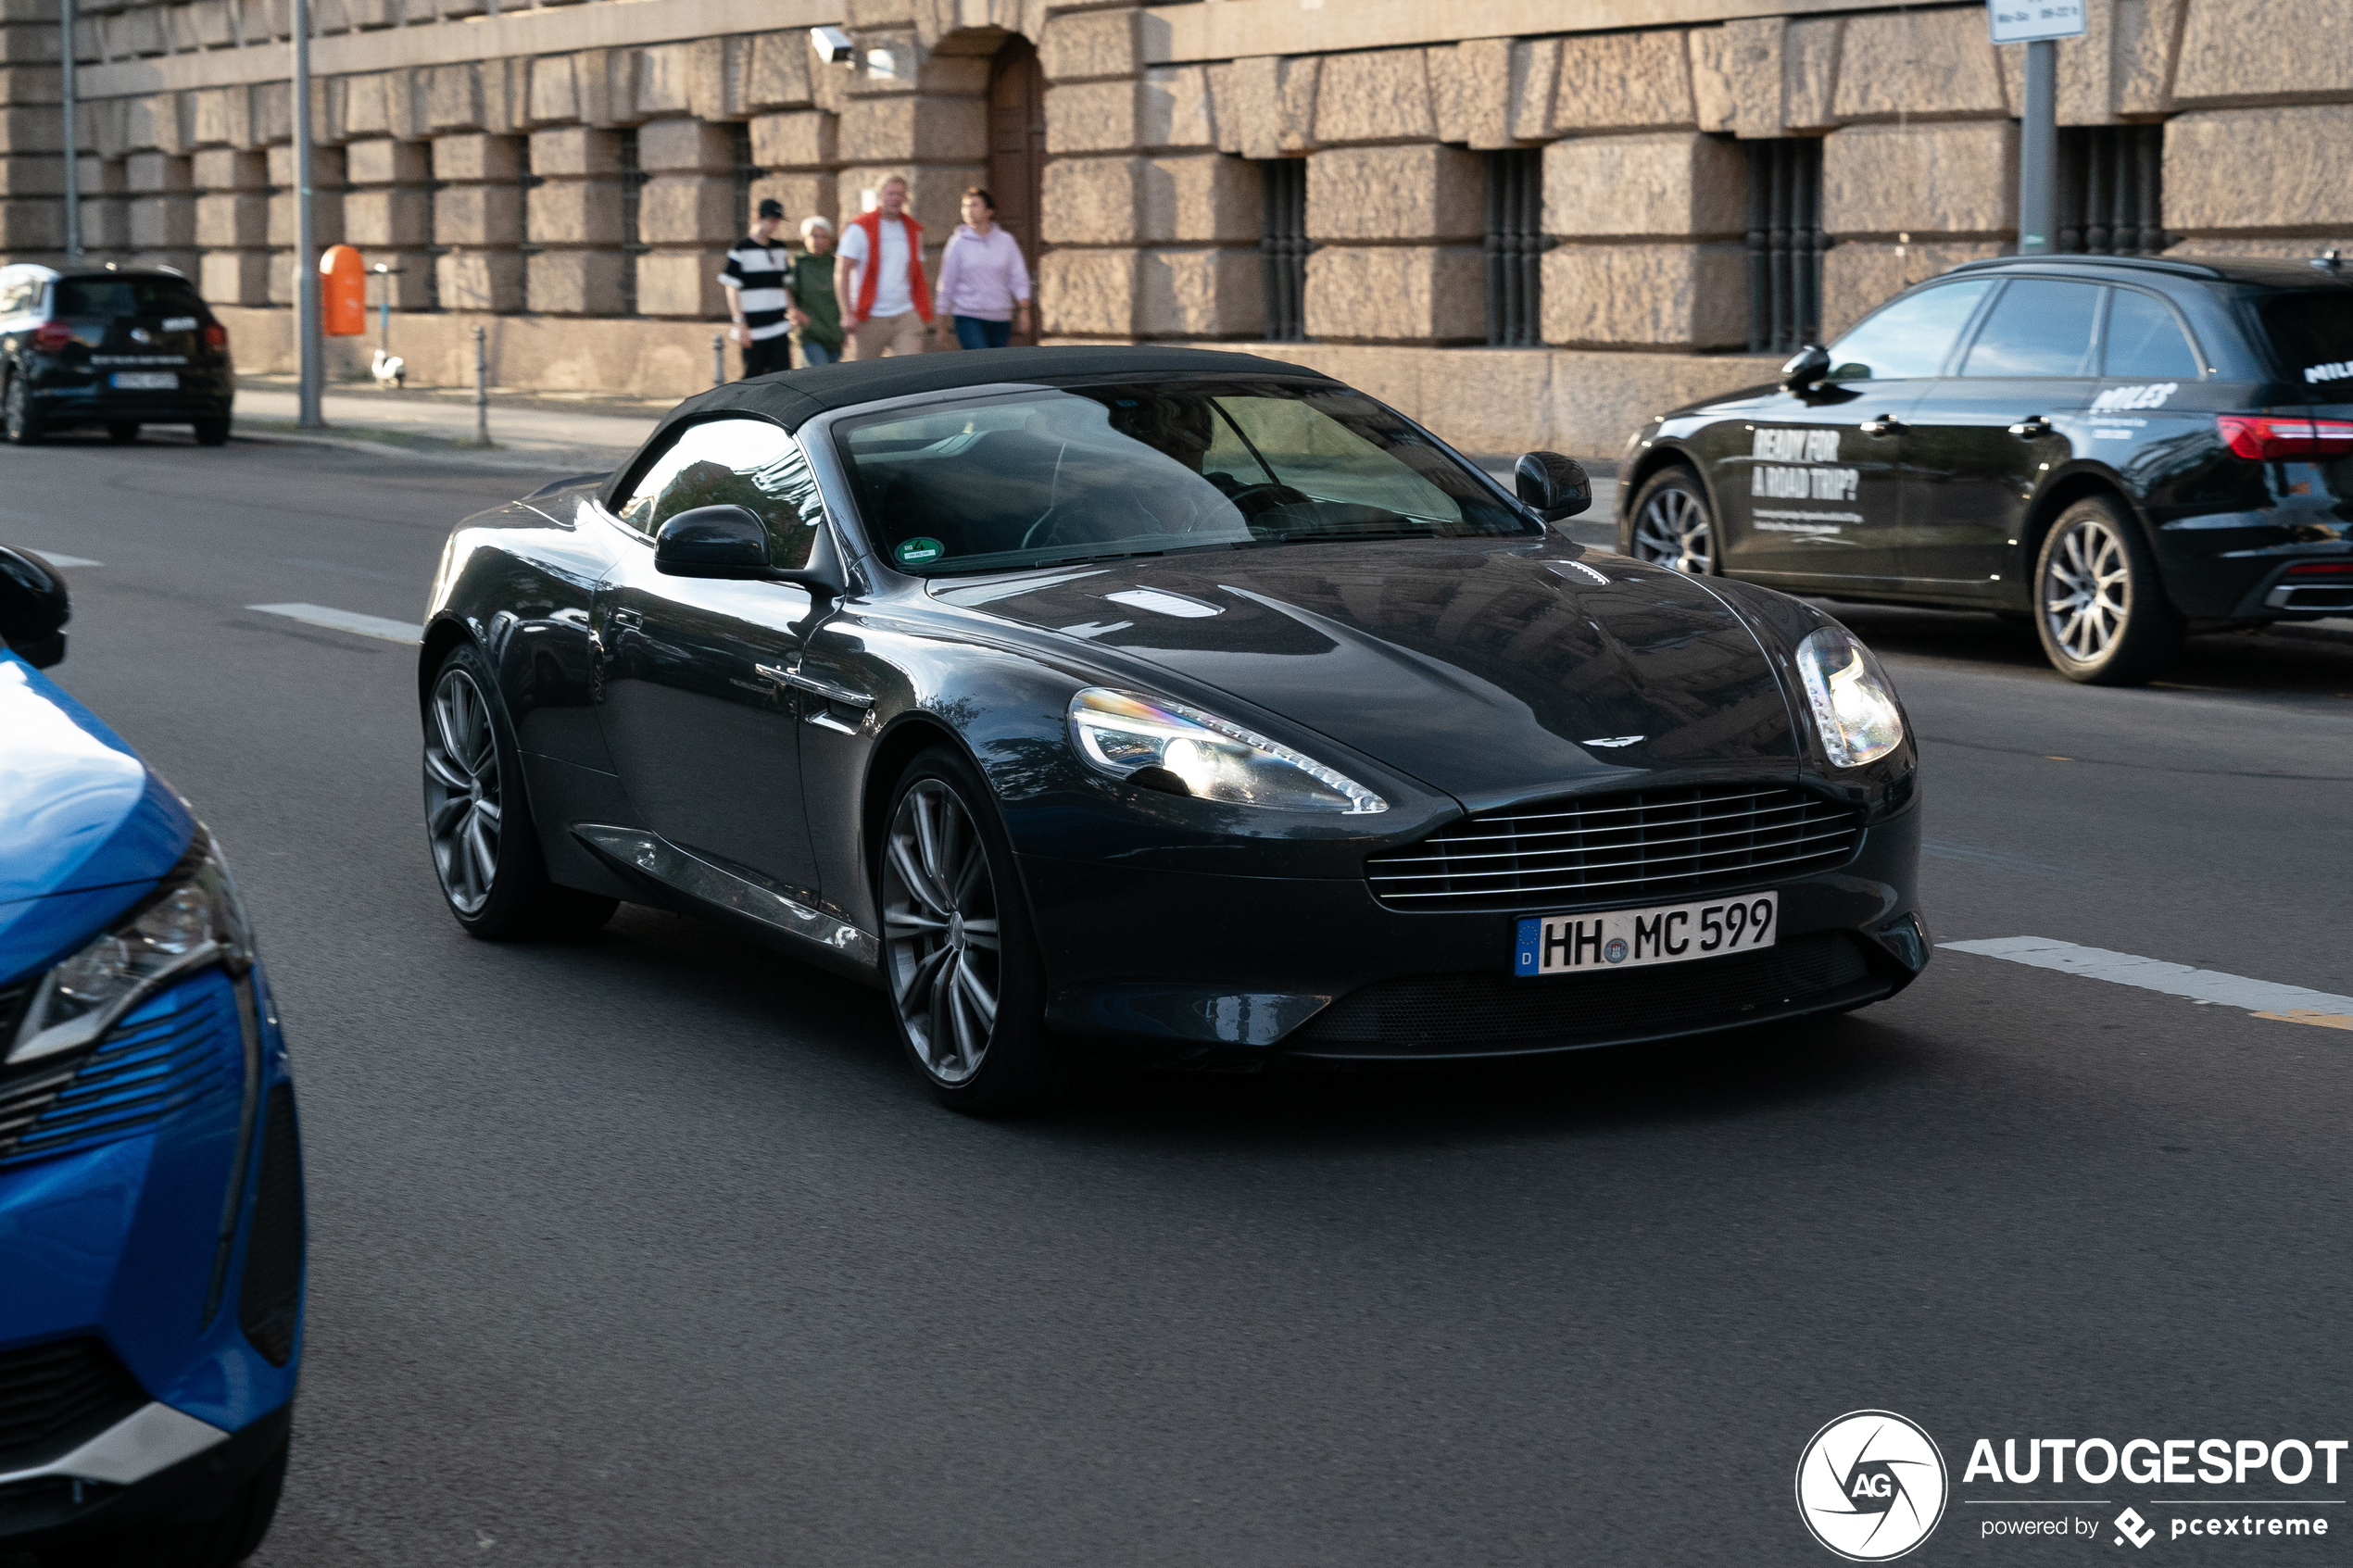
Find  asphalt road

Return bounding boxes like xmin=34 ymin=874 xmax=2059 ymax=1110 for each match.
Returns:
xmin=9 ymin=430 xmax=2352 ymax=1568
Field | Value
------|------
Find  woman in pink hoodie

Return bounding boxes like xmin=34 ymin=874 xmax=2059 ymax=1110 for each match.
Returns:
xmin=933 ymin=188 xmax=1034 ymax=350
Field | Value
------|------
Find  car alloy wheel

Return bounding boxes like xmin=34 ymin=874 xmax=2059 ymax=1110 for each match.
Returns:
xmin=1631 ymin=475 xmax=1712 ymax=573
xmin=881 ymin=778 xmax=1001 ymax=1086
xmin=2030 ymin=495 xmax=2181 ymax=686
xmin=2041 ymin=513 xmax=2131 ymax=664
xmin=423 ymin=663 xmax=503 ymax=916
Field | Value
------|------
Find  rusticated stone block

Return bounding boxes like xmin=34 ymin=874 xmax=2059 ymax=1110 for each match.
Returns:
xmin=638 ymin=117 xmax=735 ymax=173
xmin=2166 ymin=106 xmax=2353 ymax=231
xmin=78 ymin=156 xmax=126 ymax=195
xmin=1834 ymin=8 xmax=2007 ymax=120
xmin=1821 ymin=120 xmax=2018 ymax=236
xmin=527 ymin=128 xmax=623 ymax=180
xmin=0 ymin=196 xmax=61 ymax=248
xmin=1042 ymin=155 xmax=1141 ymax=245
xmin=123 ymin=94 xmax=193 ymax=157
xmin=635 ymin=44 xmax=695 ymax=119
xmin=195 ymin=192 xmax=266 ymax=247
xmin=1047 ymin=80 xmax=1139 ymax=154
xmin=1782 ymin=19 xmax=1843 ymax=131
xmin=0 ymin=154 xmax=57 ymax=194
xmin=638 ymin=174 xmax=735 ymax=245
xmin=126 ymin=151 xmax=191 ymax=194
xmin=128 ymin=193 xmax=195 ymax=248
xmin=1040 ymin=246 xmax=1139 ymax=335
xmin=1138 ymin=245 xmax=1263 ymax=338
xmin=267 ymin=189 xmax=343 ymax=246
xmin=199 ymin=249 xmax=270 ymax=307
xmin=426 ymin=63 xmax=485 ymax=133
xmin=1040 ymin=7 xmax=1139 ymax=83
xmin=525 ymin=55 xmax=578 ymax=127
xmin=1510 ymin=39 xmax=1560 ymax=142
xmin=528 ymin=248 xmax=628 ymax=316
xmin=1431 ymin=39 xmax=1511 ymax=148
xmin=264 ymin=145 xmax=346 ymax=190
xmin=1543 ymin=133 xmax=1746 ymax=240
xmin=192 ymin=147 xmax=266 ymax=192
xmin=749 ymin=172 xmax=837 ymax=229
xmin=1303 ymin=245 xmax=1483 ymax=343
xmin=1686 ymin=26 xmax=1737 ymax=132
xmin=1142 ymin=154 xmax=1260 ymax=245
xmin=79 ymin=196 xmax=128 ymax=251
xmin=1307 ymin=144 xmax=1480 ymax=243
xmin=2115 ymin=0 xmax=2185 ymax=115
xmin=1541 ymin=243 xmax=1745 ymax=348
xmin=0 ymin=66 xmax=58 ymax=107
xmin=527 ymin=180 xmax=628 ymax=245
xmin=746 ymin=31 xmax=815 ymax=113
xmin=2172 ymin=0 xmax=2353 ymax=107
xmin=433 ymin=183 xmax=522 ymax=246
xmin=343 ymin=186 xmax=432 ymax=246
xmin=839 ymin=94 xmax=988 ymax=164
xmin=1207 ymin=55 xmax=1316 ymax=159
xmin=435 ymin=248 xmax=523 ymax=313
xmin=634 ymin=247 xmax=727 ymax=318
xmin=189 ymin=87 xmax=251 ymax=150
xmin=751 ymin=110 xmax=837 ymax=170
xmin=1141 ymin=66 xmax=1215 ymax=151
xmin=1554 ymin=29 xmax=1698 ymax=135
xmin=344 ymin=139 xmax=427 ymax=186
xmin=432 ymin=132 xmax=520 ymax=184
xmin=1821 ymin=241 xmax=2007 ymax=337
xmin=1312 ymin=47 xmax=1433 ymax=144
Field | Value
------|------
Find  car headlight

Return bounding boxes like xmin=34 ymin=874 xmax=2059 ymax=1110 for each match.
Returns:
xmin=1067 ymin=687 xmax=1388 ymax=814
xmin=6 ymin=829 xmax=254 ymax=1067
xmin=1795 ymin=626 xmax=1906 ymax=768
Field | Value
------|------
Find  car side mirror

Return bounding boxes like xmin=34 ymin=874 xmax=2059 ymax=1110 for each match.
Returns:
xmin=0 ymin=546 xmax=69 ymax=669
xmin=652 ymin=504 xmax=846 ymax=603
xmin=1781 ymin=344 xmax=1831 ymax=395
xmin=1514 ymin=452 xmax=1592 ymax=521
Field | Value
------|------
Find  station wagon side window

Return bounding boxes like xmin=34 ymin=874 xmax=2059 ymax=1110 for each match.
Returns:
xmin=1957 ymin=279 xmax=2103 ymax=377
xmin=613 ymin=416 xmax=830 ymax=569
xmin=2102 ymin=289 xmax=2202 ymax=379
xmin=0 ymin=274 xmax=37 ymax=318
xmin=1825 ymin=279 xmax=1997 ymax=382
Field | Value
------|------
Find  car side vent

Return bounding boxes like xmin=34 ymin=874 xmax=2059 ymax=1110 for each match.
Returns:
xmin=1366 ymin=784 xmax=1865 ymax=913
xmin=0 ymin=1337 xmax=146 ymax=1474
xmin=238 ymin=1082 xmax=305 ymax=1367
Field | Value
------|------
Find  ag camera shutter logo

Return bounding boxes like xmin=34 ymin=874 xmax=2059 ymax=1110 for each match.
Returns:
xmin=1796 ymin=1411 xmax=1949 ymax=1561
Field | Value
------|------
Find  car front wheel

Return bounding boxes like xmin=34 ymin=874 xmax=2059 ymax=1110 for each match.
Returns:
xmin=1629 ymin=467 xmax=1714 ymax=574
xmin=2032 ymin=496 xmax=2182 ymax=685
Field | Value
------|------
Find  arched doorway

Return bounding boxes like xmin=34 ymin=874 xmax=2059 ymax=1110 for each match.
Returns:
xmin=988 ymin=36 xmax=1046 ymax=345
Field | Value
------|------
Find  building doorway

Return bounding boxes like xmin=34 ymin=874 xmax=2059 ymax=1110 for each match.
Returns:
xmin=988 ymin=36 xmax=1045 ymax=345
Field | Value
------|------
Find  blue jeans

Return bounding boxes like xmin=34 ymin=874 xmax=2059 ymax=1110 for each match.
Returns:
xmin=953 ymin=315 xmax=1013 ymax=350
xmin=798 ymin=338 xmax=839 ymax=365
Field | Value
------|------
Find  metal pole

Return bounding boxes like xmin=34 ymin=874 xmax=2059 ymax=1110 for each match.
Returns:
xmin=712 ymin=332 xmax=725 ymax=387
xmin=292 ymin=0 xmax=323 ymax=427
xmin=472 ymin=324 xmax=489 ymax=446
xmin=2018 ymin=38 xmax=2057 ymax=255
xmin=59 ymin=0 xmax=79 ymax=264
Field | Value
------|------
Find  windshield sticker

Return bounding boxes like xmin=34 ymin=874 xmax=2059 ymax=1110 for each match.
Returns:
xmin=2090 ymin=382 xmax=2178 ymax=412
xmin=2305 ymin=359 xmax=2353 ymax=384
xmin=894 ymin=536 xmax=945 ymax=567
xmin=1751 ymin=428 xmax=1841 ymax=463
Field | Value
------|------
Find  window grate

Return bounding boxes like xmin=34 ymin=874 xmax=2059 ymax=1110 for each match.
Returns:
xmin=729 ymin=121 xmax=755 ymax=243
xmin=2057 ymin=125 xmax=2165 ymax=257
xmin=1744 ymin=138 xmax=1825 ymax=356
xmin=1482 ymin=150 xmax=1544 ymax=347
xmin=617 ymin=128 xmax=648 ymax=316
xmin=1258 ymin=157 xmax=1308 ymax=344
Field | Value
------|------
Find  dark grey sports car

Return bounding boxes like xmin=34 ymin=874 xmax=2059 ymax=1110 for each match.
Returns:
xmin=420 ymin=347 xmax=1927 ymax=1111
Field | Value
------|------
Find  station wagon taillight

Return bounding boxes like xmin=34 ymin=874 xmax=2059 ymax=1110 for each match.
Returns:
xmin=2215 ymin=414 xmax=2353 ymax=461
xmin=202 ymin=321 xmax=227 ymax=348
xmin=31 ymin=320 xmax=70 ymax=351
xmin=2284 ymin=561 xmax=2353 ymax=576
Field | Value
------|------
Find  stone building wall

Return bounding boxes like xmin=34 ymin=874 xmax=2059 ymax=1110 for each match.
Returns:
xmin=1 ymin=0 xmax=2350 ymax=452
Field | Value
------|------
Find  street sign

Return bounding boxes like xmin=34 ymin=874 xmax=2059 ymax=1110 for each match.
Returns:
xmin=1990 ymin=0 xmax=2086 ymax=44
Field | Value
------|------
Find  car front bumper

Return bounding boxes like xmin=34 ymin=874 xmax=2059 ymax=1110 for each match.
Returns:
xmin=1022 ymin=802 xmax=1926 ymax=1066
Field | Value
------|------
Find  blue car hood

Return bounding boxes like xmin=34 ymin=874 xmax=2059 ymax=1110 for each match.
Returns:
xmin=0 ymin=653 xmax=193 ymax=979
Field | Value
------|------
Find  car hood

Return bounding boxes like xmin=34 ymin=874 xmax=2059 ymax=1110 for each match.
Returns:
xmin=0 ymin=655 xmax=194 ymax=979
xmin=937 ymin=539 xmax=1801 ymax=808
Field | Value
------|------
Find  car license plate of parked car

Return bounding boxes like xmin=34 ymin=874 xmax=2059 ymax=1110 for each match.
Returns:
xmin=110 ymin=370 xmax=176 ymax=390
xmin=1515 ymin=891 xmax=1778 ymax=976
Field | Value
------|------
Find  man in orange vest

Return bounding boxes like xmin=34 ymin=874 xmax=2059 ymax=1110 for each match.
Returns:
xmin=834 ymin=175 xmax=932 ymax=360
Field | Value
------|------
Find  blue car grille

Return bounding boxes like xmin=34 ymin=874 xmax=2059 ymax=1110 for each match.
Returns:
xmin=1365 ymin=784 xmax=1866 ymax=913
xmin=0 ymin=981 xmax=241 ymax=1170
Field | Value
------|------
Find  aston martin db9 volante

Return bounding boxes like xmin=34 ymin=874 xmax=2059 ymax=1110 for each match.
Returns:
xmin=1617 ymin=254 xmax=2353 ymax=685
xmin=420 ymin=348 xmax=1927 ymax=1111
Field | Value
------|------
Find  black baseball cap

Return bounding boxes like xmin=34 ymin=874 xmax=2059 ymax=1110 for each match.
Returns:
xmin=757 ymin=198 xmax=786 ymax=220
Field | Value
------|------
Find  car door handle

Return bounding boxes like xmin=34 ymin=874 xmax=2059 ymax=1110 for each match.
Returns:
xmin=1859 ymin=414 xmax=1906 ymax=436
xmin=610 ymin=608 xmax=643 ymax=628
xmin=755 ymin=662 xmax=874 ymax=710
xmin=2008 ymin=415 xmax=2054 ymax=439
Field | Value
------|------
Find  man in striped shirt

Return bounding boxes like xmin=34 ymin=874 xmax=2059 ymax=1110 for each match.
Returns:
xmin=720 ymin=199 xmax=794 ymax=378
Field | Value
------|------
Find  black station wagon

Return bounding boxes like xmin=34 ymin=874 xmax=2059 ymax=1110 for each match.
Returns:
xmin=1617 ymin=254 xmax=2353 ymax=684
xmin=0 ymin=264 xmax=235 ymax=447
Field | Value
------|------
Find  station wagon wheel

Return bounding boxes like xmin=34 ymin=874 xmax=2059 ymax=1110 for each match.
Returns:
xmin=878 ymin=746 xmax=1061 ymax=1114
xmin=2032 ymin=495 xmax=2182 ymax=686
xmin=1629 ymin=469 xmax=1713 ymax=573
xmin=2 ymin=373 xmax=42 ymax=445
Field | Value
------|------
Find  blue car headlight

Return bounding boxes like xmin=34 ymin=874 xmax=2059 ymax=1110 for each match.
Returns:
xmin=6 ymin=828 xmax=254 ymax=1067
xmin=1068 ymin=687 xmax=1388 ymax=814
xmin=1794 ymin=626 xmax=1906 ymax=769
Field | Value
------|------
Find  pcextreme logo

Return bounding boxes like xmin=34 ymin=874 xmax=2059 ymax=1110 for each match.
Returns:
xmin=1797 ymin=1411 xmax=1951 ymax=1562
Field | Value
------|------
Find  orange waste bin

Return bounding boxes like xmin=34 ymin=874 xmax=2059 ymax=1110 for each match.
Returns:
xmin=321 ymin=245 xmax=367 ymax=337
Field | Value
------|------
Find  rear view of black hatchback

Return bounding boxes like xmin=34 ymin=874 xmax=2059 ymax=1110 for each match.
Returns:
xmin=0 ymin=264 xmax=234 ymax=446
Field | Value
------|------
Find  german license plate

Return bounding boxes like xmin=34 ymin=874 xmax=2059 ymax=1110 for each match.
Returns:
xmin=1515 ymin=891 xmax=1778 ymax=976
xmin=110 ymin=371 xmax=176 ymax=390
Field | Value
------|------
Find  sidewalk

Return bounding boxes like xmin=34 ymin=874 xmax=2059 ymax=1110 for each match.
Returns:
xmin=233 ymin=376 xmax=660 ymax=470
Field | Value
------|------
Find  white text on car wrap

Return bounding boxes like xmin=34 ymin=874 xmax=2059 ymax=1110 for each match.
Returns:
xmin=2305 ymin=359 xmax=2353 ymax=384
xmin=1749 ymin=427 xmax=1858 ymax=503
xmin=2090 ymin=382 xmax=2178 ymax=412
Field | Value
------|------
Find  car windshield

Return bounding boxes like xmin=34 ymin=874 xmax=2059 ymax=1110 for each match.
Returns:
xmin=834 ymin=379 xmax=1533 ymax=576
xmin=54 ymin=276 xmax=205 ymax=320
xmin=2252 ymin=290 xmax=2353 ymax=392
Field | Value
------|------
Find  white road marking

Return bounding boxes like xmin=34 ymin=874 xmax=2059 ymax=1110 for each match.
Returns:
xmin=1942 ymin=936 xmax=2353 ymax=1032
xmin=26 ymin=551 xmax=100 ymax=567
xmin=245 ymin=602 xmax=422 ymax=644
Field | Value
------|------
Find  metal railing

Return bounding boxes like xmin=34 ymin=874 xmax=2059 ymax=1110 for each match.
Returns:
xmin=1483 ymin=150 xmax=1544 ymax=347
xmin=2057 ymin=124 xmax=2166 ymax=256
xmin=1745 ymin=137 xmax=1825 ymax=356
xmin=616 ymin=129 xmax=648 ymax=316
xmin=1258 ymin=158 xmax=1309 ymax=343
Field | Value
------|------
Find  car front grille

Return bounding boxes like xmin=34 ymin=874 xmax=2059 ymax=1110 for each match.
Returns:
xmin=1293 ymin=933 xmax=1885 ymax=1057
xmin=0 ymin=1337 xmax=146 ymax=1474
xmin=1365 ymin=783 xmax=1865 ymax=913
xmin=0 ymin=977 xmax=242 ymax=1170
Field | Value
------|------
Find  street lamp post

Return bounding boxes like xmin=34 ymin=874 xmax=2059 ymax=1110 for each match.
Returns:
xmin=59 ymin=0 xmax=79 ymax=264
xmin=2017 ymin=38 xmax=2057 ymax=254
xmin=292 ymin=0 xmax=324 ymax=428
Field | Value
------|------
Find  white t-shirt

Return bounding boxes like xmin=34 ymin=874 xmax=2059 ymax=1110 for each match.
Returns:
xmin=837 ymin=217 xmax=914 ymax=318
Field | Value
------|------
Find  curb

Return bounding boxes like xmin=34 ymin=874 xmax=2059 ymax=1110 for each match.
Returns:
xmin=232 ymin=416 xmax=630 ymax=474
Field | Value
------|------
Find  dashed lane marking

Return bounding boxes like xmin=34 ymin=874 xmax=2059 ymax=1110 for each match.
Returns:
xmin=1943 ymin=936 xmax=2353 ymax=1032
xmin=245 ymin=602 xmax=422 ymax=644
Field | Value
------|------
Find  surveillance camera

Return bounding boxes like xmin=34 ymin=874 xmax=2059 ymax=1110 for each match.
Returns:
xmin=810 ymin=26 xmax=854 ymax=64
